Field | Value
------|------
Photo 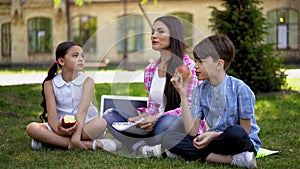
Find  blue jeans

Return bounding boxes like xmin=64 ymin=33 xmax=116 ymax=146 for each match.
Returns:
xmin=103 ymin=108 xmax=184 ymax=151
xmin=162 ymin=125 xmax=255 ymax=162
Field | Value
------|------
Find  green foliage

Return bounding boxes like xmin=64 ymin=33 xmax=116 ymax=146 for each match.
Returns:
xmin=53 ymin=0 xmax=157 ymax=8
xmin=53 ymin=0 xmax=91 ymax=8
xmin=141 ymin=0 xmax=158 ymax=5
xmin=209 ymin=0 xmax=287 ymax=93
xmin=53 ymin=0 xmax=60 ymax=8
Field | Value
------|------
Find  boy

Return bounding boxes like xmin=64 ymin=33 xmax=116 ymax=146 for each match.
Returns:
xmin=164 ymin=35 xmax=261 ymax=168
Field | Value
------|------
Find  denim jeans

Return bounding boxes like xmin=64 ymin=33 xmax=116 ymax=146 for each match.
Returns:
xmin=103 ymin=108 xmax=184 ymax=151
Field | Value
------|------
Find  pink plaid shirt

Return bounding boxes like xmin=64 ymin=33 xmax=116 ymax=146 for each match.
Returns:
xmin=143 ymin=54 xmax=200 ymax=116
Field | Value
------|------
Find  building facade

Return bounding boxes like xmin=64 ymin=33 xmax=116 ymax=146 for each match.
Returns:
xmin=0 ymin=0 xmax=299 ymax=67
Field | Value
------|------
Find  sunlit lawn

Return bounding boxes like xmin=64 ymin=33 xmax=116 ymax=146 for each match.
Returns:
xmin=0 ymin=76 xmax=299 ymax=168
xmin=287 ymin=78 xmax=300 ymax=91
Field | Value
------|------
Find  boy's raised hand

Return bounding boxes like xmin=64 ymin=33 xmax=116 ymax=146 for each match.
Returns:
xmin=171 ymin=70 xmax=190 ymax=96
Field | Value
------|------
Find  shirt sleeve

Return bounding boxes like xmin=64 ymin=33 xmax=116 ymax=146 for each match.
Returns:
xmin=191 ymin=86 xmax=203 ymax=118
xmin=237 ymin=83 xmax=256 ymax=119
xmin=146 ymin=95 xmax=160 ymax=116
xmin=144 ymin=64 xmax=152 ymax=93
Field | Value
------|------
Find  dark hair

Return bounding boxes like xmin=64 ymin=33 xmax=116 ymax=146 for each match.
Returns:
xmin=154 ymin=15 xmax=186 ymax=111
xmin=40 ymin=41 xmax=79 ymax=122
xmin=193 ymin=34 xmax=235 ymax=71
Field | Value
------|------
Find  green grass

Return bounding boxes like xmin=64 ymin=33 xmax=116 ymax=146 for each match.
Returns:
xmin=287 ymin=78 xmax=300 ymax=91
xmin=0 ymin=81 xmax=299 ymax=168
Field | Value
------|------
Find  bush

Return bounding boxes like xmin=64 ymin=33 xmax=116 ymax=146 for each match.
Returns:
xmin=209 ymin=0 xmax=287 ymax=93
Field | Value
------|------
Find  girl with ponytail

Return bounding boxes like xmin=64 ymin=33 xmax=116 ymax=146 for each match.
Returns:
xmin=26 ymin=41 xmax=117 ymax=151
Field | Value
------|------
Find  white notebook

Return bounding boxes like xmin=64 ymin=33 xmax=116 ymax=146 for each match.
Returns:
xmin=112 ymin=118 xmax=148 ymax=135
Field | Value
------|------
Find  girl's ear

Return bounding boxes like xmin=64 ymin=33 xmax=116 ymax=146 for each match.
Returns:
xmin=58 ymin=58 xmax=64 ymax=66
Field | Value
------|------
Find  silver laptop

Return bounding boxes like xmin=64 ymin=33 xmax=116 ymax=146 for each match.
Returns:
xmin=99 ymin=95 xmax=148 ymax=117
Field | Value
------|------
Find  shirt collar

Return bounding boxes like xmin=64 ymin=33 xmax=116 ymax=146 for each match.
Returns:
xmin=53 ymin=72 xmax=86 ymax=87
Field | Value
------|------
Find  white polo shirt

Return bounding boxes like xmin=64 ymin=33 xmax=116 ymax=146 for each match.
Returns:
xmin=52 ymin=72 xmax=98 ymax=123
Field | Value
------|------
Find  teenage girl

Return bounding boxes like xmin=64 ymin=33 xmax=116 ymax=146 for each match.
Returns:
xmin=26 ymin=41 xmax=116 ymax=151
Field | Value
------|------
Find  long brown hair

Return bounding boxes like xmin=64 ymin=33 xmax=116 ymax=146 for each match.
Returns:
xmin=39 ymin=41 xmax=79 ymax=122
xmin=154 ymin=16 xmax=186 ymax=112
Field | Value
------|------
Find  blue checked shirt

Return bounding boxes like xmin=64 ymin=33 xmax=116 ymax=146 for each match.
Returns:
xmin=191 ymin=75 xmax=262 ymax=152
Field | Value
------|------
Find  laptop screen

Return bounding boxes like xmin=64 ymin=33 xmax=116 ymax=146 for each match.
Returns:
xmin=99 ymin=95 xmax=148 ymax=117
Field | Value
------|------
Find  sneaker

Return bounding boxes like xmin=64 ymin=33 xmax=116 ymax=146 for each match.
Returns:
xmin=165 ymin=149 xmax=180 ymax=159
xmin=231 ymin=151 xmax=257 ymax=168
xmin=142 ymin=144 xmax=162 ymax=158
xmin=94 ymin=138 xmax=117 ymax=152
xmin=112 ymin=138 xmax=123 ymax=150
xmin=31 ymin=139 xmax=43 ymax=150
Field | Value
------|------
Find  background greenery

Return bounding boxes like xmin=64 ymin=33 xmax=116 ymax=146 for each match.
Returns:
xmin=0 ymin=78 xmax=299 ymax=168
xmin=210 ymin=0 xmax=287 ymax=93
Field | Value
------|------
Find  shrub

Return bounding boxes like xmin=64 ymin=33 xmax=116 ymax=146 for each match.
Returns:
xmin=209 ymin=0 xmax=287 ymax=93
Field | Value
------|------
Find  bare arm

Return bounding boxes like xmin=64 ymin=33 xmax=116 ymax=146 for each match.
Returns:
xmin=44 ymin=80 xmax=60 ymax=133
xmin=71 ymin=77 xmax=95 ymax=142
xmin=171 ymin=74 xmax=199 ymax=136
xmin=240 ymin=118 xmax=251 ymax=134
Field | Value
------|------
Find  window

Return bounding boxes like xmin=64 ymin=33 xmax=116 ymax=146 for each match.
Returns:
xmin=28 ymin=18 xmax=52 ymax=53
xmin=1 ymin=22 xmax=11 ymax=57
xmin=172 ymin=12 xmax=193 ymax=50
xmin=72 ymin=15 xmax=97 ymax=53
xmin=118 ymin=14 xmax=144 ymax=52
xmin=267 ymin=8 xmax=298 ymax=50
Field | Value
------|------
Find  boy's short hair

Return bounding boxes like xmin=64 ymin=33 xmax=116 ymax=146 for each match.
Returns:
xmin=193 ymin=34 xmax=235 ymax=71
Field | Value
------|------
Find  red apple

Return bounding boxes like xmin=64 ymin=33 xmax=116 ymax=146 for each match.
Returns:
xmin=61 ymin=115 xmax=76 ymax=128
xmin=175 ymin=65 xmax=192 ymax=81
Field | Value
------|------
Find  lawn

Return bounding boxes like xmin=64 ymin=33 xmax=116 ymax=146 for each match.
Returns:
xmin=0 ymin=80 xmax=299 ymax=168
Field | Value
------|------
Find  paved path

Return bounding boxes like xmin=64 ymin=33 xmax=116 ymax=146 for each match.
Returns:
xmin=285 ymin=69 xmax=300 ymax=79
xmin=0 ymin=69 xmax=299 ymax=86
xmin=0 ymin=71 xmax=144 ymax=86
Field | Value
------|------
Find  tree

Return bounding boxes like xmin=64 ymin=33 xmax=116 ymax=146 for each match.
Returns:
xmin=209 ymin=0 xmax=287 ymax=93
xmin=141 ymin=0 xmax=158 ymax=5
xmin=53 ymin=0 xmax=89 ymax=8
xmin=53 ymin=0 xmax=158 ymax=8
